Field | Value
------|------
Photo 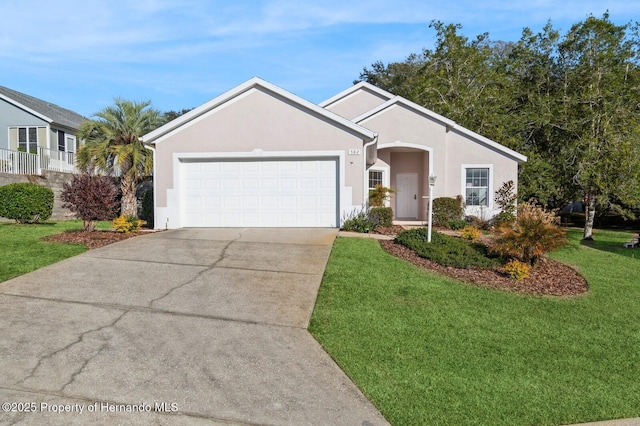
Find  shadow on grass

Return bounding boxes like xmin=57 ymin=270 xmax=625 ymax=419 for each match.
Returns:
xmin=0 ymin=221 xmax=57 ymax=226
xmin=578 ymin=230 xmax=640 ymax=260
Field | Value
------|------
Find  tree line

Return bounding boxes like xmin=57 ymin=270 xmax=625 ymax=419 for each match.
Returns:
xmin=358 ymin=13 xmax=640 ymax=239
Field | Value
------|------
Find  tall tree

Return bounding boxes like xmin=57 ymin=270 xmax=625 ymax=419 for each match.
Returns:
xmin=505 ymin=22 xmax=568 ymax=206
xmin=77 ymin=99 xmax=162 ymax=217
xmin=556 ymin=14 xmax=640 ymax=239
xmin=361 ymin=21 xmax=512 ymax=143
xmin=359 ymin=15 xmax=640 ymax=240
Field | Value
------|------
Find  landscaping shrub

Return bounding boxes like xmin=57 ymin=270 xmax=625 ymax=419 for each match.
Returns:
xmin=369 ymin=185 xmax=395 ymax=207
xmin=113 ymin=215 xmax=141 ymax=233
xmin=460 ymin=225 xmax=481 ymax=241
xmin=370 ymin=207 xmax=393 ymax=227
xmin=0 ymin=182 xmax=53 ymax=223
xmin=342 ymin=206 xmax=378 ymax=233
xmin=492 ymin=211 xmax=516 ymax=228
xmin=433 ymin=196 xmax=463 ymax=228
xmin=141 ymin=189 xmax=154 ymax=228
xmin=490 ymin=201 xmax=567 ymax=265
xmin=61 ymin=174 xmax=119 ymax=232
xmin=494 ymin=180 xmax=517 ymax=227
xmin=395 ymin=228 xmax=497 ymax=269
xmin=448 ymin=219 xmax=468 ymax=230
xmin=503 ymin=259 xmax=531 ymax=280
xmin=468 ymin=213 xmax=492 ymax=230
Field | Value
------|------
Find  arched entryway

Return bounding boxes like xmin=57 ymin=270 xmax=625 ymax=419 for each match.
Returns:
xmin=373 ymin=142 xmax=433 ymax=222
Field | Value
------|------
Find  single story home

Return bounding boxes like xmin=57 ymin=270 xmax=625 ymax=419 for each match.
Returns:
xmin=0 ymin=86 xmax=86 ymax=174
xmin=142 ymin=77 xmax=526 ymax=229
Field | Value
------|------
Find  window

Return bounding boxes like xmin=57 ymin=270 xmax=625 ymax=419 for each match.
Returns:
xmin=465 ymin=168 xmax=489 ymax=206
xmin=58 ymin=130 xmax=66 ymax=151
xmin=67 ymin=136 xmax=76 ymax=153
xmin=17 ymin=127 xmax=38 ymax=154
xmin=368 ymin=170 xmax=383 ymax=190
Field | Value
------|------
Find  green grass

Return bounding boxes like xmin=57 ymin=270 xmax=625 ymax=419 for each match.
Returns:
xmin=310 ymin=228 xmax=640 ymax=425
xmin=0 ymin=220 xmax=110 ymax=283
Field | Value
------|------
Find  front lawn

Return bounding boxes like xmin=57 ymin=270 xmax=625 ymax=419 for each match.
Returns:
xmin=309 ymin=228 xmax=640 ymax=425
xmin=0 ymin=221 xmax=109 ymax=283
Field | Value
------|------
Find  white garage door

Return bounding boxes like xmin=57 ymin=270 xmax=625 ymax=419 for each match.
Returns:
xmin=181 ymin=158 xmax=338 ymax=227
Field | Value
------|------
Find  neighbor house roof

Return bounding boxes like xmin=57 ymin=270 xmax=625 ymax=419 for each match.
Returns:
xmin=142 ymin=77 xmax=377 ymax=144
xmin=0 ymin=85 xmax=86 ymax=129
xmin=354 ymin=95 xmax=528 ymax=163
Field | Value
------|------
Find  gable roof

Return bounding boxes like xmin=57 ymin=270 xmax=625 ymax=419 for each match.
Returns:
xmin=0 ymin=86 xmax=86 ymax=130
xmin=319 ymin=81 xmax=394 ymax=109
xmin=143 ymin=77 xmax=376 ymax=144
xmin=354 ymin=95 xmax=527 ymax=163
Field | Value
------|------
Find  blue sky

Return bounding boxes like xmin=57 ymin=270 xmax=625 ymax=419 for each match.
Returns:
xmin=1 ymin=0 xmax=638 ymax=118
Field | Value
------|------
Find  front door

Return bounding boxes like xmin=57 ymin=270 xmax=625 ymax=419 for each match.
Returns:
xmin=396 ymin=173 xmax=418 ymax=219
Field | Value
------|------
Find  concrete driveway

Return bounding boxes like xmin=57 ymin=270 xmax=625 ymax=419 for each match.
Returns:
xmin=0 ymin=228 xmax=389 ymax=425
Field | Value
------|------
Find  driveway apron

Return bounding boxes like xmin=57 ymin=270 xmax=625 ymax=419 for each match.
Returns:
xmin=0 ymin=228 xmax=389 ymax=425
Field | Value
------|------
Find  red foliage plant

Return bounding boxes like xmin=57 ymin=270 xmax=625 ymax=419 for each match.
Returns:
xmin=61 ymin=174 xmax=119 ymax=231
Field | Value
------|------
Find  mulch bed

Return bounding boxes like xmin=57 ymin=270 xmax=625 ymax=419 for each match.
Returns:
xmin=42 ymin=230 xmax=142 ymax=249
xmin=379 ymin=239 xmax=588 ymax=297
xmin=373 ymin=225 xmax=406 ymax=236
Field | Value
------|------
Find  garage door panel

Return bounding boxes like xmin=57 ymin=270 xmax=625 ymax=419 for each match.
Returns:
xmin=181 ymin=159 xmax=337 ymax=227
xmin=242 ymin=179 xmax=259 ymax=190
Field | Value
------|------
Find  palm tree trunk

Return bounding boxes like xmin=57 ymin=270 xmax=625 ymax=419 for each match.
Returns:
xmin=120 ymin=174 xmax=138 ymax=217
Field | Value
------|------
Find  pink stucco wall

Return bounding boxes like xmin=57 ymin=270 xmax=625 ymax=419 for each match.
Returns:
xmin=154 ymin=88 xmax=368 ymax=208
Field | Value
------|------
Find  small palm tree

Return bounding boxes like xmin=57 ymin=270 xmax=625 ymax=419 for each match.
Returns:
xmin=77 ymin=99 xmax=162 ymax=217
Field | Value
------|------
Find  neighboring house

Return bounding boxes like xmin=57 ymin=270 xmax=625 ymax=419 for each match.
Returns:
xmin=143 ymin=77 xmax=526 ymax=229
xmin=0 ymin=86 xmax=86 ymax=174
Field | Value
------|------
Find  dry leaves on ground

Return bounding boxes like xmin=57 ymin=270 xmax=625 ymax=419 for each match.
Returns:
xmin=42 ymin=230 xmax=142 ymax=249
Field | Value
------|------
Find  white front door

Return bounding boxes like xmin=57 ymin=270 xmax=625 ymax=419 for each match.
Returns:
xmin=396 ymin=173 xmax=418 ymax=219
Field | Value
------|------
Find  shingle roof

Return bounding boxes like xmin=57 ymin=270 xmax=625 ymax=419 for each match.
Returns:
xmin=0 ymin=85 xmax=86 ymax=129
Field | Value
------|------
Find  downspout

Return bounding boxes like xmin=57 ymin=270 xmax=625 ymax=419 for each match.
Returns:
xmin=362 ymin=133 xmax=378 ymax=207
xmin=143 ymin=144 xmax=158 ymax=230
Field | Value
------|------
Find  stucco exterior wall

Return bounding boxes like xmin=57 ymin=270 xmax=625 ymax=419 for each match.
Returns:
xmin=360 ymin=103 xmax=521 ymax=220
xmin=359 ymin=104 xmax=448 ymax=192
xmin=155 ymin=88 xmax=369 ymax=222
xmin=444 ymin=129 xmax=519 ymax=216
xmin=323 ymin=89 xmax=389 ymax=120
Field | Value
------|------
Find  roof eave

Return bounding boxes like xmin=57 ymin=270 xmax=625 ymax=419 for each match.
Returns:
xmin=143 ymin=77 xmax=376 ymax=144
xmin=0 ymin=93 xmax=53 ymax=124
xmin=319 ymin=81 xmax=395 ymax=108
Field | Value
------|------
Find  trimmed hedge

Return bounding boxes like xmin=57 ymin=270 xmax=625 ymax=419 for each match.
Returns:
xmin=433 ymin=197 xmax=463 ymax=228
xmin=0 ymin=182 xmax=53 ymax=223
xmin=395 ymin=228 xmax=497 ymax=269
xmin=370 ymin=207 xmax=393 ymax=227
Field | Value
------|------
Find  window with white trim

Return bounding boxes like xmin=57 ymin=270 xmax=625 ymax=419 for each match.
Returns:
xmin=67 ymin=135 xmax=77 ymax=152
xmin=368 ymin=170 xmax=384 ymax=191
xmin=16 ymin=126 xmax=39 ymax=154
xmin=465 ymin=168 xmax=489 ymax=206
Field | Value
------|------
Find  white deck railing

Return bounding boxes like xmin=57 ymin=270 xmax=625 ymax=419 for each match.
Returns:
xmin=0 ymin=148 xmax=40 ymax=175
xmin=38 ymin=147 xmax=76 ymax=173
xmin=0 ymin=147 xmax=77 ymax=175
